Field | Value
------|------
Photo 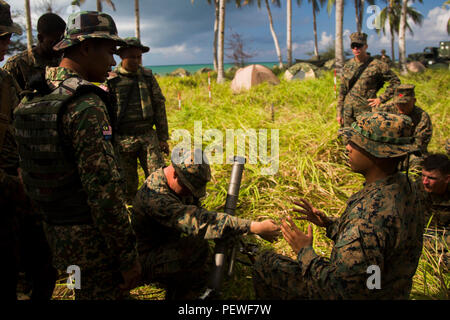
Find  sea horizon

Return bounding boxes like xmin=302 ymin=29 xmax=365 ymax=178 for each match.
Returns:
xmin=145 ymin=61 xmax=282 ymax=76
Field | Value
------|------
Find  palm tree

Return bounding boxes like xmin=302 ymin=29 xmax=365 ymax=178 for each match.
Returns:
xmin=445 ymin=0 xmax=450 ymax=34
xmin=287 ymin=0 xmax=292 ymax=66
xmin=378 ymin=0 xmax=423 ymax=63
xmin=399 ymin=0 xmax=422 ymax=73
xmin=25 ymin=0 xmax=33 ymax=51
xmin=303 ymin=0 xmax=327 ymax=59
xmin=244 ymin=0 xmax=283 ymax=68
xmin=135 ymin=0 xmax=140 ymax=39
xmin=335 ymin=0 xmax=344 ymax=75
xmin=217 ymin=0 xmax=226 ymax=83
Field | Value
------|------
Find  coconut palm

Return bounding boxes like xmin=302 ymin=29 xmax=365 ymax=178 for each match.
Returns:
xmin=25 ymin=0 xmax=33 ymax=50
xmin=377 ymin=0 xmax=423 ymax=63
xmin=399 ymin=0 xmax=423 ymax=73
xmin=335 ymin=0 xmax=344 ymax=75
xmin=301 ymin=0 xmax=327 ymax=60
xmin=243 ymin=0 xmax=283 ymax=68
xmin=217 ymin=0 xmax=226 ymax=83
xmin=287 ymin=0 xmax=292 ymax=66
xmin=135 ymin=0 xmax=140 ymax=39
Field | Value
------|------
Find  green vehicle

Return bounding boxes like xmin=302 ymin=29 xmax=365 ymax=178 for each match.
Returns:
xmin=408 ymin=41 xmax=450 ymax=69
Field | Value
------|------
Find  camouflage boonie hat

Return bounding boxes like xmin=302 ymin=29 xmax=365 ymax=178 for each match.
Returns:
xmin=53 ymin=11 xmax=125 ymax=51
xmin=350 ymin=32 xmax=367 ymax=45
xmin=119 ymin=37 xmax=150 ymax=53
xmin=0 ymin=0 xmax=22 ymax=36
xmin=172 ymin=149 xmax=212 ymax=198
xmin=393 ymin=84 xmax=415 ymax=104
xmin=340 ymin=112 xmax=418 ymax=158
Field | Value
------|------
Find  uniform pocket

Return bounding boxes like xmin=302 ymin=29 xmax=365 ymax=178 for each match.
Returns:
xmin=334 ymin=225 xmax=361 ymax=248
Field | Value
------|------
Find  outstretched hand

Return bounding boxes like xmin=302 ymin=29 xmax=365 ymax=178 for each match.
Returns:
xmin=292 ymin=198 xmax=331 ymax=228
xmin=281 ymin=216 xmax=313 ymax=255
xmin=250 ymin=219 xmax=281 ymax=243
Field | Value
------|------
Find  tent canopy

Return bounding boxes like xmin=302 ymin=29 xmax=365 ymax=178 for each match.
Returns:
xmin=230 ymin=64 xmax=280 ymax=93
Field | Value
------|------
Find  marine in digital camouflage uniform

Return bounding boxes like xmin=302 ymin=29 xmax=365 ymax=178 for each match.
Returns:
xmin=0 ymin=0 xmax=57 ymax=301
xmin=419 ymin=154 xmax=449 ymax=271
xmin=379 ymin=49 xmax=392 ymax=66
xmin=3 ymin=13 xmax=65 ymax=94
xmin=13 ymin=11 xmax=141 ymax=300
xmin=253 ymin=112 xmax=425 ymax=299
xmin=376 ymin=84 xmax=432 ymax=171
xmin=337 ymin=32 xmax=400 ymax=128
xmin=132 ymin=149 xmax=280 ymax=299
xmin=107 ymin=37 xmax=169 ymax=202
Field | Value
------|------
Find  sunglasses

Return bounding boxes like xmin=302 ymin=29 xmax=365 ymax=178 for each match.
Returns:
xmin=351 ymin=43 xmax=364 ymax=49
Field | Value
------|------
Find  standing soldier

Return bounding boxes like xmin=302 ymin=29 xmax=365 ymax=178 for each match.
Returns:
xmin=337 ymin=32 xmax=400 ymax=128
xmin=253 ymin=112 xmax=425 ymax=299
xmin=4 ymin=13 xmax=66 ymax=94
xmin=375 ymin=84 xmax=432 ymax=170
xmin=0 ymin=0 xmax=56 ymax=300
xmin=107 ymin=37 xmax=169 ymax=203
xmin=379 ymin=49 xmax=392 ymax=66
xmin=13 ymin=11 xmax=141 ymax=300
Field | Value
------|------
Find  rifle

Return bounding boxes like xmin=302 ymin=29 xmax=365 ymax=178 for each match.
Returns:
xmin=200 ymin=156 xmax=246 ymax=300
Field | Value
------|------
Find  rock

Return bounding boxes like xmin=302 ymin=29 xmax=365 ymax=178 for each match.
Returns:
xmin=170 ymin=68 xmax=191 ymax=77
xmin=406 ymin=61 xmax=426 ymax=73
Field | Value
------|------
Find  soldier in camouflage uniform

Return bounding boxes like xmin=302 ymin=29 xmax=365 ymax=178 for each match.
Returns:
xmin=337 ymin=32 xmax=400 ymax=128
xmin=13 ymin=11 xmax=141 ymax=300
xmin=420 ymin=154 xmax=449 ymax=271
xmin=0 ymin=0 xmax=57 ymax=300
xmin=4 ymin=13 xmax=65 ymax=94
xmin=107 ymin=37 xmax=169 ymax=202
xmin=253 ymin=112 xmax=425 ymax=299
xmin=379 ymin=49 xmax=392 ymax=66
xmin=375 ymin=84 xmax=432 ymax=171
xmin=133 ymin=148 xmax=280 ymax=299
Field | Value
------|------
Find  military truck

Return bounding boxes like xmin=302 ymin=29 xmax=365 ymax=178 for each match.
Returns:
xmin=408 ymin=41 xmax=450 ymax=69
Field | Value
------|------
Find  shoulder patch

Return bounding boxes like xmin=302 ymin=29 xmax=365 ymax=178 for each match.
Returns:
xmin=102 ymin=124 xmax=113 ymax=140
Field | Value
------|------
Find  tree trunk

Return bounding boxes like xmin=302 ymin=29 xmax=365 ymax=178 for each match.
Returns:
xmin=213 ymin=0 xmax=219 ymax=72
xmin=389 ymin=0 xmax=395 ymax=63
xmin=335 ymin=0 xmax=344 ymax=75
xmin=265 ymin=0 xmax=283 ymax=67
xmin=390 ymin=27 xmax=395 ymax=63
xmin=287 ymin=0 xmax=292 ymax=67
xmin=355 ymin=0 xmax=361 ymax=33
xmin=135 ymin=0 xmax=140 ymax=40
xmin=25 ymin=0 xmax=33 ymax=51
xmin=312 ymin=2 xmax=319 ymax=59
xmin=217 ymin=0 xmax=225 ymax=83
xmin=97 ymin=0 xmax=102 ymax=11
xmin=399 ymin=0 xmax=408 ymax=74
xmin=359 ymin=0 xmax=364 ymax=31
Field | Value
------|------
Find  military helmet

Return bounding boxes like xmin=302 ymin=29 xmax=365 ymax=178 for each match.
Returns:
xmin=119 ymin=37 xmax=150 ymax=53
xmin=53 ymin=11 xmax=125 ymax=51
xmin=171 ymin=148 xmax=211 ymax=198
xmin=0 ymin=0 xmax=22 ymax=36
xmin=340 ymin=112 xmax=418 ymax=158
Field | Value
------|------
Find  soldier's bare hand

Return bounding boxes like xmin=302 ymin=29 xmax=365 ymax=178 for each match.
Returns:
xmin=159 ymin=141 xmax=170 ymax=155
xmin=250 ymin=219 xmax=281 ymax=243
xmin=368 ymin=98 xmax=381 ymax=108
xmin=119 ymin=259 xmax=142 ymax=292
xmin=281 ymin=216 xmax=313 ymax=255
xmin=293 ymin=198 xmax=331 ymax=228
xmin=337 ymin=116 xmax=343 ymax=125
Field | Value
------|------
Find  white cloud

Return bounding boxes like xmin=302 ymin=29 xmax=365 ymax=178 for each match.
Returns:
xmin=318 ymin=31 xmax=334 ymax=48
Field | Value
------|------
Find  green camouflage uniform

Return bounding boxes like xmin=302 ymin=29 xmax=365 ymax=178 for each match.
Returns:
xmin=254 ymin=113 xmax=425 ymax=299
xmin=337 ymin=33 xmax=400 ymax=127
xmin=3 ymin=46 xmax=60 ymax=93
xmin=132 ymin=150 xmax=251 ymax=299
xmin=13 ymin=11 xmax=138 ymax=300
xmin=376 ymin=84 xmax=433 ymax=170
xmin=379 ymin=50 xmax=392 ymax=66
xmin=107 ymin=39 xmax=168 ymax=201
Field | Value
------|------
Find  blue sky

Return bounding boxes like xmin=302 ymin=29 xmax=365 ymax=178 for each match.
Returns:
xmin=4 ymin=0 xmax=450 ymax=67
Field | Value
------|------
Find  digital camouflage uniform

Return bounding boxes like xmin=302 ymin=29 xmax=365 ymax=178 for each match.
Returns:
xmin=132 ymin=150 xmax=251 ymax=299
xmin=379 ymin=50 xmax=392 ymax=66
xmin=253 ymin=113 xmax=425 ymax=299
xmin=13 ymin=12 xmax=138 ymax=300
xmin=107 ymin=38 xmax=168 ymax=202
xmin=376 ymin=84 xmax=433 ymax=170
xmin=1 ymin=1 xmax=56 ymax=301
xmin=337 ymin=32 xmax=400 ymax=127
xmin=3 ymin=46 xmax=61 ymax=93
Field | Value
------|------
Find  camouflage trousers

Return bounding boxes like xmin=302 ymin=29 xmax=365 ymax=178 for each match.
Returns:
xmin=43 ymin=223 xmax=125 ymax=300
xmin=343 ymin=103 xmax=372 ymax=128
xmin=139 ymin=236 xmax=210 ymax=300
xmin=253 ymin=250 xmax=322 ymax=300
xmin=117 ymin=131 xmax=165 ymax=202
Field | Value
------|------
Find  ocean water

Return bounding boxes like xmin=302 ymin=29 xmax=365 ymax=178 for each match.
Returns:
xmin=145 ymin=61 xmax=280 ymax=76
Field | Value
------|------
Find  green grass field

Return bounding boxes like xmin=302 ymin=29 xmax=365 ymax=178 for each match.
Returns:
xmin=51 ymin=68 xmax=450 ymax=300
